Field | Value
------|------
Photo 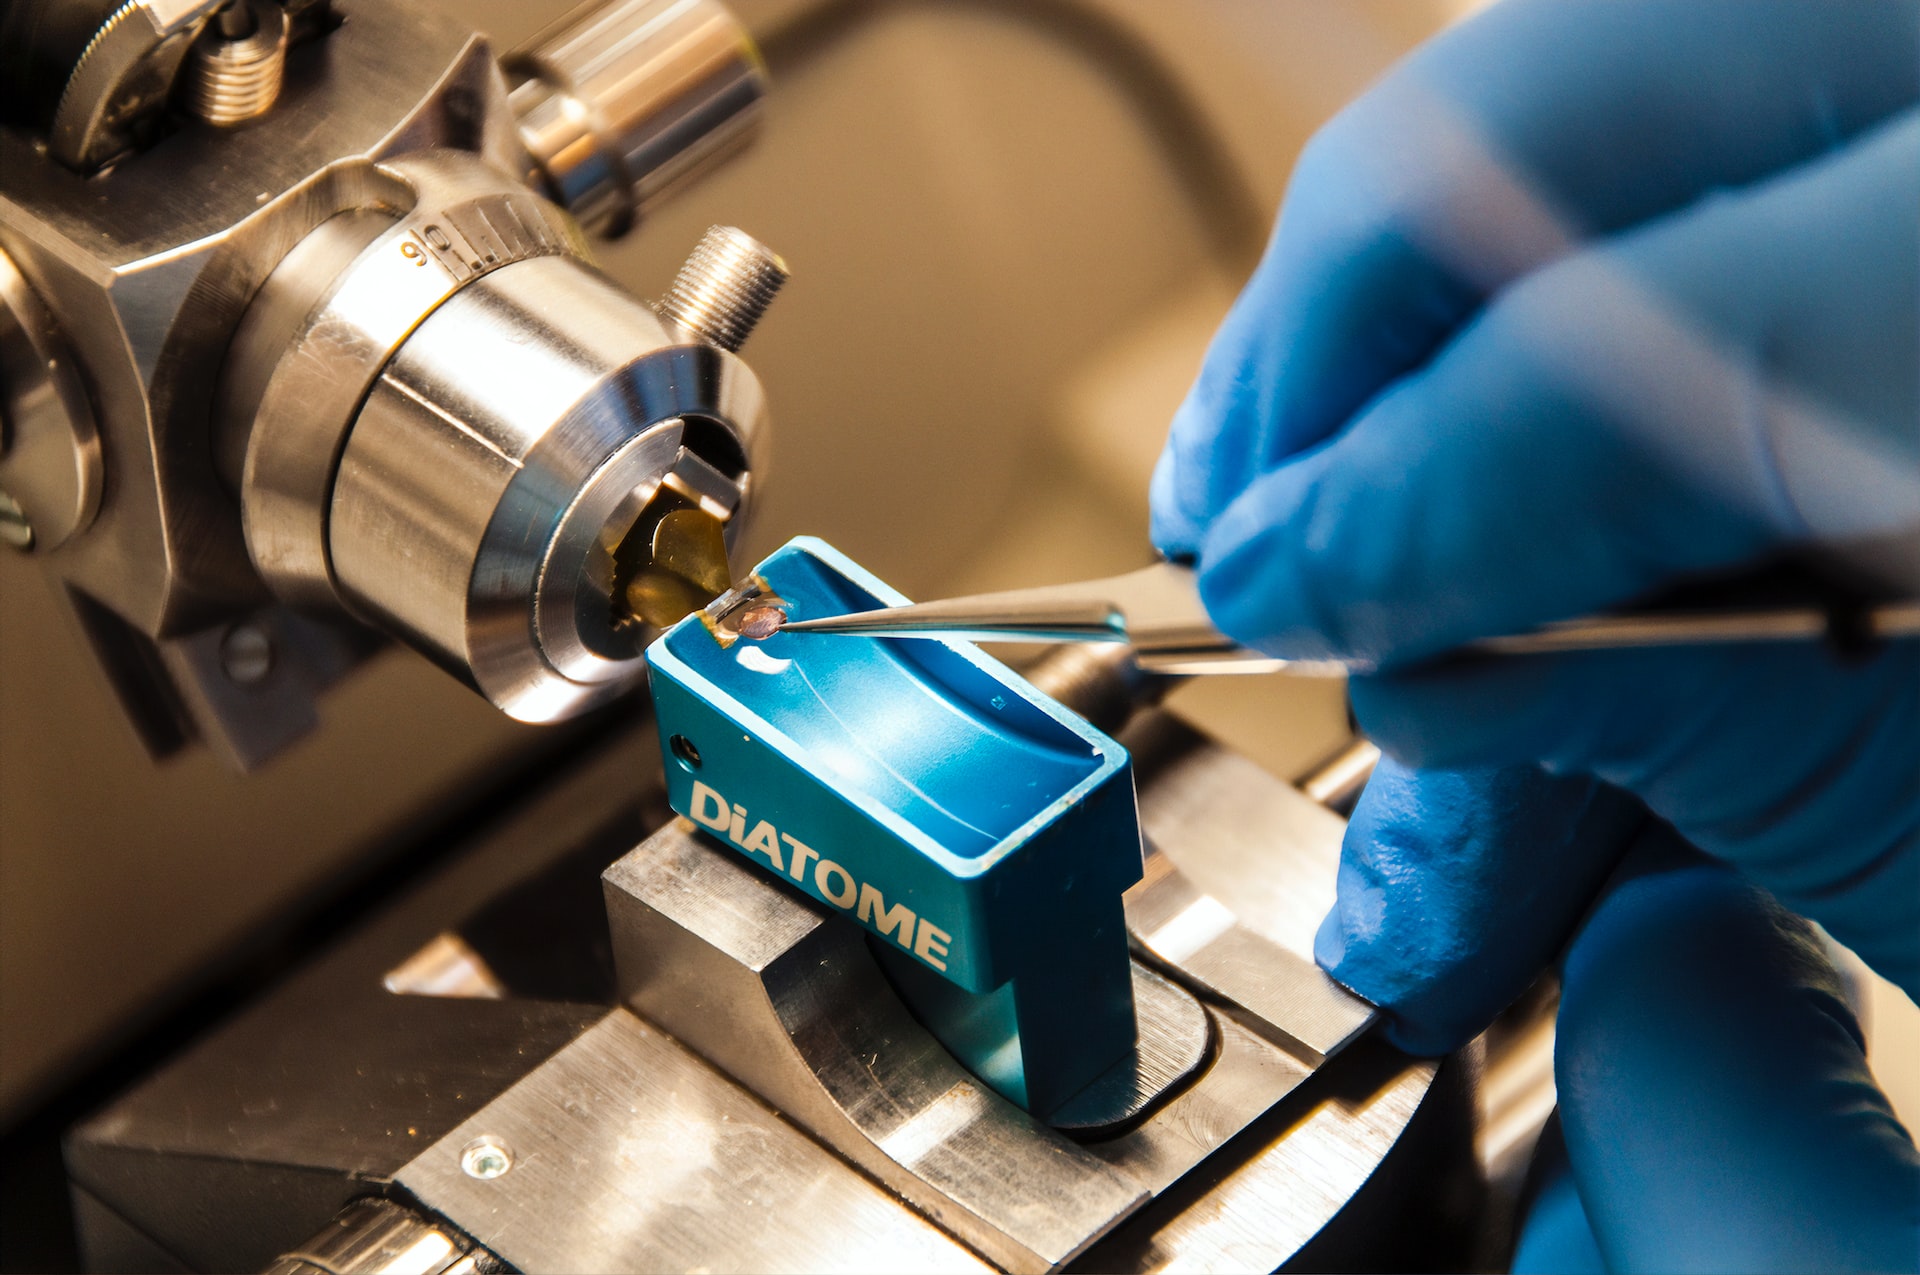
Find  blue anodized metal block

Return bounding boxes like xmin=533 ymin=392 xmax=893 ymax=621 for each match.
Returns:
xmin=646 ymin=537 xmax=1143 ymax=1116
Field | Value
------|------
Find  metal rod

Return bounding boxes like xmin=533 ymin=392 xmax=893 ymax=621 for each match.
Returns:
xmin=1296 ymin=738 xmax=1382 ymax=814
xmin=1469 ymin=600 xmax=1920 ymax=654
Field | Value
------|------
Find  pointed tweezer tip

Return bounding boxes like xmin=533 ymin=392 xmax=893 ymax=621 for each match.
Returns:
xmin=775 ymin=612 xmax=885 ymax=635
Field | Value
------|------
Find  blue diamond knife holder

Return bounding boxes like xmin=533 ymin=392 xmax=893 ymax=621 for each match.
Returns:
xmin=645 ymin=536 xmax=1143 ymax=1117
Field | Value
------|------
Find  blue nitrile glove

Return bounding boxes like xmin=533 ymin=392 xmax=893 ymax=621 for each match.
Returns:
xmin=1540 ymin=826 xmax=1920 ymax=1273
xmin=1150 ymin=0 xmax=1920 ymax=997
xmin=1330 ymin=764 xmax=1920 ymax=1272
xmin=1149 ymin=0 xmax=1920 ymax=1267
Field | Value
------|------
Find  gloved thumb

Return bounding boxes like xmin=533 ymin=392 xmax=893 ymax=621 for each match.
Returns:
xmin=1550 ymin=823 xmax=1920 ymax=1272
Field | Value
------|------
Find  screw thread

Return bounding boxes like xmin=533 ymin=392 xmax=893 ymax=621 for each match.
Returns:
xmin=186 ymin=4 xmax=287 ymax=127
xmin=657 ymin=226 xmax=788 ymax=352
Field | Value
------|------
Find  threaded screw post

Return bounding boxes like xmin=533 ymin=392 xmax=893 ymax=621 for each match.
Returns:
xmin=657 ymin=226 xmax=788 ymax=352
xmin=185 ymin=1 xmax=288 ymax=127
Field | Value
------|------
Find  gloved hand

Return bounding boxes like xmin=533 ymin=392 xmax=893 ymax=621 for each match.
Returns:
xmin=1331 ymin=762 xmax=1919 ymax=1271
xmin=1149 ymin=0 xmax=1920 ymax=1268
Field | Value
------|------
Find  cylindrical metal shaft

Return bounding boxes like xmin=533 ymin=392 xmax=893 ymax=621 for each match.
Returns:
xmin=507 ymin=0 xmax=766 ymax=237
xmin=329 ymin=253 xmax=766 ymax=722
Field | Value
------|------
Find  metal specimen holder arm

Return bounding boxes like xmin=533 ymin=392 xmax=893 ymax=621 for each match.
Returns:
xmin=643 ymin=537 xmax=1144 ymax=1116
xmin=599 ymin=539 xmax=1382 ymax=1271
xmin=602 ymin=592 xmax=1388 ymax=1270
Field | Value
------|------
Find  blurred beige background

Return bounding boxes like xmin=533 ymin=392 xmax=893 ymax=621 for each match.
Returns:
xmin=3 ymin=0 xmax=1913 ymax=1148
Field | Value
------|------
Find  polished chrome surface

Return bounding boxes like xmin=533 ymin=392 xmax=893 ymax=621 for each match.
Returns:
xmin=605 ymin=818 xmax=1147 ymax=1272
xmin=210 ymin=206 xmax=390 ymax=493
xmin=263 ymin=1198 xmax=486 ymax=1275
xmin=2 ymin=0 xmax=772 ymax=760
xmin=182 ymin=0 xmax=289 ymax=126
xmin=329 ymin=251 xmax=767 ymax=720
xmin=506 ymin=0 xmax=766 ymax=237
xmin=398 ymin=1009 xmax=991 ymax=1275
xmin=231 ymin=149 xmax=584 ymax=609
xmin=0 ymin=246 xmax=102 ymax=552
xmin=657 ymin=223 xmax=789 ymax=351
xmin=51 ymin=0 xmax=229 ymax=169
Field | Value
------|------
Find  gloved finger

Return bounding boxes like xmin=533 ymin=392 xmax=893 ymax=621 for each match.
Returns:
xmin=1150 ymin=0 xmax=1920 ymax=557
xmin=1315 ymin=758 xmax=1645 ymax=1055
xmin=1554 ymin=823 xmax=1920 ymax=1273
xmin=1510 ymin=1115 xmax=1604 ymax=1275
xmin=1348 ymin=639 xmax=1920 ymax=1000
xmin=1193 ymin=105 xmax=1920 ymax=665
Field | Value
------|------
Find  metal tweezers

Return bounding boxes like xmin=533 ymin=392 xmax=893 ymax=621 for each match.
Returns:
xmin=777 ymin=561 xmax=1920 ymax=675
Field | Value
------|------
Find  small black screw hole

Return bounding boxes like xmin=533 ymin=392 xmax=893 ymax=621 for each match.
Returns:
xmin=670 ymin=735 xmax=702 ymax=770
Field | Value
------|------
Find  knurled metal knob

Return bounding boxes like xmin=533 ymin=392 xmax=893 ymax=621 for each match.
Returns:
xmin=657 ymin=226 xmax=788 ymax=353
